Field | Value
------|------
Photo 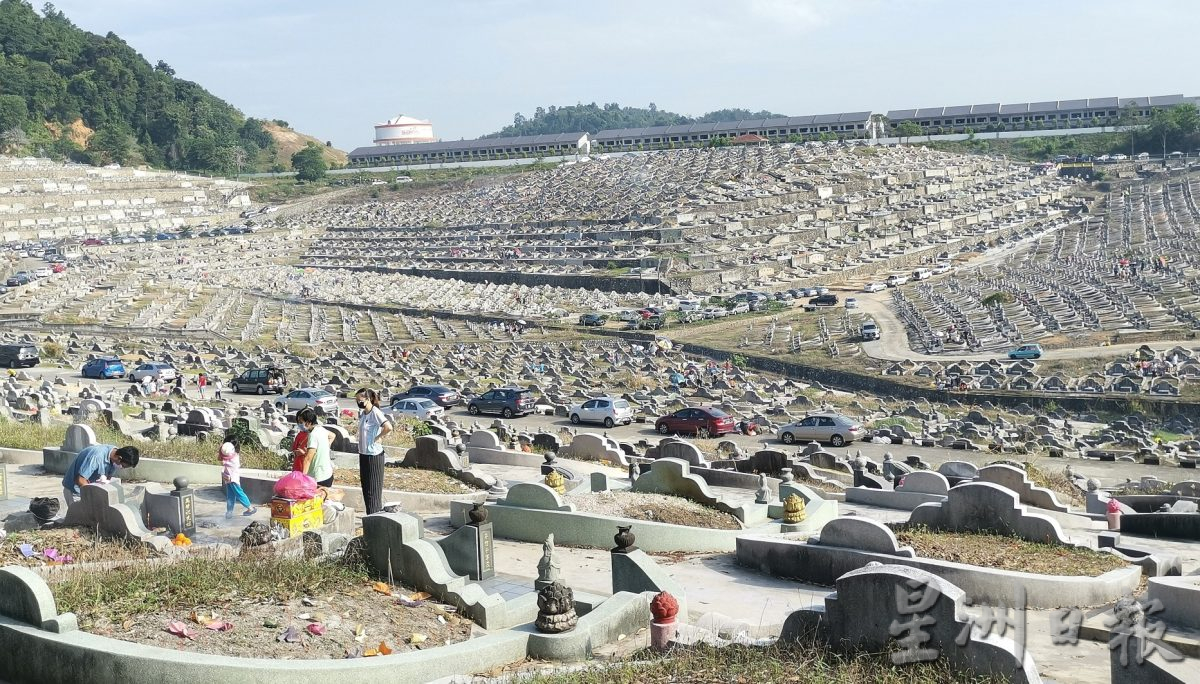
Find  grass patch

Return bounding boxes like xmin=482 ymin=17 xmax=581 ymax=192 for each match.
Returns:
xmin=0 ymin=418 xmax=67 ymax=451
xmin=890 ymin=525 xmax=1127 ymax=576
xmin=54 ymin=556 xmax=362 ymax=624
xmin=516 ymin=642 xmax=1003 ymax=683
xmin=1 ymin=528 xmax=160 ymax=566
xmin=570 ymin=491 xmax=741 ymax=530
xmin=1021 ymin=461 xmax=1085 ymax=506
xmin=333 ymin=466 xmax=483 ymax=494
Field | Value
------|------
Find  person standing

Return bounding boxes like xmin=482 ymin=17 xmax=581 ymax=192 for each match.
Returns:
xmin=61 ymin=444 xmax=140 ymax=507
xmin=214 ymin=377 xmax=224 ymax=401
xmin=197 ymin=372 xmax=207 ymax=399
xmin=355 ymin=388 xmax=393 ymax=514
xmin=219 ymin=440 xmax=257 ymax=518
xmin=295 ymin=408 xmax=335 ymax=487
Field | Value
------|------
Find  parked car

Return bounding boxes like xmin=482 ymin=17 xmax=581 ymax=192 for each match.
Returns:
xmin=1006 ymin=343 xmax=1044 ymax=360
xmin=33 ymin=267 xmax=52 ymax=278
xmin=578 ymin=313 xmax=606 ymax=327
xmin=1112 ymin=154 xmax=1128 ymax=161
xmin=863 ymin=282 xmax=886 ymax=293
xmin=727 ymin=302 xmax=750 ymax=315
xmin=844 ymin=297 xmax=859 ymax=309
xmin=392 ymin=385 xmax=460 ymax=408
xmin=51 ymin=263 xmax=66 ymax=273
xmin=1135 ymin=152 xmax=1150 ymax=160
xmin=776 ymin=413 xmax=864 ymax=446
xmin=638 ymin=315 xmax=666 ymax=330
xmin=82 ymin=356 xmax=126 ymax=379
xmin=617 ymin=309 xmax=641 ymax=323
xmin=680 ymin=310 xmax=704 ymax=323
xmin=5 ymin=273 xmax=30 ymax=287
xmin=678 ymin=298 xmax=703 ymax=312
xmin=231 ymin=367 xmax=287 ymax=394
xmin=276 ymin=388 xmax=339 ymax=414
xmin=655 ymin=407 xmax=736 ymax=436
xmin=568 ymin=397 xmax=634 ymax=428
xmin=0 ymin=344 xmax=39 ymax=369
xmin=860 ymin=321 xmax=880 ymax=341
xmin=383 ymin=397 xmax=445 ymax=422
xmin=129 ymin=362 xmax=178 ymax=383
xmin=468 ymin=387 xmax=536 ymax=418
xmin=806 ymin=294 xmax=839 ymax=308
xmin=932 ymin=263 xmax=953 ymax=275
xmin=886 ymin=274 xmax=910 ymax=287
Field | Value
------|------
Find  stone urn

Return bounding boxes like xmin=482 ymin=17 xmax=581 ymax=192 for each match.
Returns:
xmin=534 ymin=581 xmax=577 ymax=633
xmin=612 ymin=524 xmax=637 ymax=553
xmin=468 ymin=502 xmax=489 ymax=525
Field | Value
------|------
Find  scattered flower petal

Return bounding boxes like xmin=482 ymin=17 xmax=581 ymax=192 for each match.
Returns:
xmin=205 ymin=620 xmax=234 ymax=632
xmin=378 ymin=641 xmax=393 ymax=655
xmin=166 ymin=621 xmax=197 ymax=639
xmin=278 ymin=626 xmax=301 ymax=643
xmin=371 ymin=581 xmax=392 ymax=596
xmin=408 ymin=633 xmax=426 ymax=645
xmin=306 ymin=623 xmax=326 ymax=636
xmin=17 ymin=544 xmax=36 ymax=558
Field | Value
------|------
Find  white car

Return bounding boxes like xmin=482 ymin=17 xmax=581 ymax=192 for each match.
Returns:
xmin=815 ymin=287 xmax=830 ymax=295
xmin=617 ymin=309 xmax=642 ymax=323
xmin=932 ymin=263 xmax=953 ymax=275
xmin=568 ymin=397 xmax=634 ymax=428
xmin=844 ymin=297 xmax=858 ymax=309
xmin=863 ymin=282 xmax=886 ymax=293
xmin=678 ymin=299 xmax=703 ymax=312
xmin=129 ymin=362 xmax=177 ymax=383
xmin=276 ymin=388 xmax=339 ymax=414
xmin=384 ymin=397 xmax=444 ymax=421
xmin=886 ymin=274 xmax=910 ymax=287
xmin=33 ymin=267 xmax=52 ymax=278
xmin=1112 ymin=154 xmax=1128 ymax=161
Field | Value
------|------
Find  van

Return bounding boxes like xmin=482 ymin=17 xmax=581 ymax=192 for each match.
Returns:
xmin=912 ymin=268 xmax=932 ymax=281
xmin=678 ymin=298 xmax=702 ymax=312
xmin=231 ymin=367 xmax=287 ymax=394
xmin=0 ymin=344 xmax=39 ymax=369
xmin=861 ymin=321 xmax=880 ymax=341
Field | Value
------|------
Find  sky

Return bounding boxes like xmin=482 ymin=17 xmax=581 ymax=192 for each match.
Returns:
xmin=48 ymin=0 xmax=1200 ymax=151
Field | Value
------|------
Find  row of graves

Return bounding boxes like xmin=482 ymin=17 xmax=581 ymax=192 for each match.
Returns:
xmin=2 ymin=398 xmax=1197 ymax=681
xmin=892 ymin=176 xmax=1200 ymax=356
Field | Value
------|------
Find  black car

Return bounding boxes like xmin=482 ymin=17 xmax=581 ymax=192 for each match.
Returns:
xmin=578 ymin=313 xmax=606 ymax=327
xmin=392 ymin=384 xmax=461 ymax=408
xmin=468 ymin=387 xmax=536 ymax=418
xmin=5 ymin=274 xmax=30 ymax=287
xmin=0 ymin=344 xmax=39 ymax=368
xmin=807 ymin=294 xmax=839 ymax=308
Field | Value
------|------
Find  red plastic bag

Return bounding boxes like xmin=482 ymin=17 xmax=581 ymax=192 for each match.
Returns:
xmin=273 ymin=471 xmax=318 ymax=500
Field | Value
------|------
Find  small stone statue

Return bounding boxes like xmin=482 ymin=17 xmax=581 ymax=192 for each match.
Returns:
xmin=534 ymin=581 xmax=577 ymax=633
xmin=535 ymin=533 xmax=560 ymax=590
xmin=783 ymin=494 xmax=807 ymax=524
xmin=754 ymin=473 xmax=771 ymax=504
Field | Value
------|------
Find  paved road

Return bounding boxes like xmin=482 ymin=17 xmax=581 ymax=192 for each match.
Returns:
xmin=22 ymin=366 xmax=1188 ymax=485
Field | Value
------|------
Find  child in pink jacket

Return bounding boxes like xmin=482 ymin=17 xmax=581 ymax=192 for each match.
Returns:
xmin=220 ymin=441 xmax=257 ymax=519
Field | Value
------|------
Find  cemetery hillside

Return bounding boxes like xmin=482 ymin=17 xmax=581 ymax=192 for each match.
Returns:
xmin=2 ymin=2 xmax=1200 ymax=684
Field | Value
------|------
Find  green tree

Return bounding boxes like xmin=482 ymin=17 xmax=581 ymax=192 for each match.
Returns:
xmin=291 ymin=142 xmax=327 ymax=181
xmin=895 ymin=121 xmax=922 ymax=143
xmin=87 ymin=123 xmax=133 ymax=164
xmin=0 ymin=93 xmax=28 ymax=132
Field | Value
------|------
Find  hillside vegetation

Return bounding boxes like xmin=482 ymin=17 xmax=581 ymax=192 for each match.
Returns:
xmin=262 ymin=121 xmax=346 ymax=171
xmin=0 ymin=0 xmax=328 ymax=174
xmin=485 ymin=103 xmax=786 ymax=138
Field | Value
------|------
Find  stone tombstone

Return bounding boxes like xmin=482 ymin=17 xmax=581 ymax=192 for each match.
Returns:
xmin=63 ymin=424 xmax=97 ymax=455
xmin=809 ymin=451 xmax=842 ymax=471
xmin=399 ymin=435 xmax=463 ymax=472
xmin=653 ymin=439 xmax=708 ymax=467
xmin=436 ymin=519 xmax=495 ymax=581
xmin=469 ymin=429 xmax=502 ymax=450
xmin=896 ymin=471 xmax=950 ymax=496
xmin=144 ymin=479 xmax=196 ymax=536
xmin=936 ymin=460 xmax=979 ymax=485
xmin=0 ymin=463 xmax=7 ymax=501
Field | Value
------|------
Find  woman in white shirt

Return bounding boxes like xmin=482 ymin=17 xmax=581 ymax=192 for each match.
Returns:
xmin=295 ymin=407 xmax=335 ymax=487
xmin=355 ymin=388 xmax=393 ymax=514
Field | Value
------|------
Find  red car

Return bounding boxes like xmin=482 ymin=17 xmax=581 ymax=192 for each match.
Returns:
xmin=655 ymin=407 xmax=736 ymax=436
xmin=52 ymin=263 xmax=66 ymax=273
xmin=81 ymin=238 xmax=105 ymax=246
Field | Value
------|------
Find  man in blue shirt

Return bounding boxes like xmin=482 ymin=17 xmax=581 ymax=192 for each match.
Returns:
xmin=61 ymin=444 xmax=140 ymax=507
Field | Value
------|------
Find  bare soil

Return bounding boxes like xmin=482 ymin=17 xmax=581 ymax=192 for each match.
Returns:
xmin=570 ymin=491 xmax=741 ymax=530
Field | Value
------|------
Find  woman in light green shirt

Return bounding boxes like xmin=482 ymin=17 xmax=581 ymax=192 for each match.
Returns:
xmin=296 ymin=407 xmax=335 ymax=487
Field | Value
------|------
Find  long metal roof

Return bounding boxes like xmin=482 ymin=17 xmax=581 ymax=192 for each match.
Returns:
xmin=887 ymin=95 xmax=1185 ymax=119
xmin=349 ymin=132 xmax=586 ymax=158
xmin=593 ymin=112 xmax=871 ymax=141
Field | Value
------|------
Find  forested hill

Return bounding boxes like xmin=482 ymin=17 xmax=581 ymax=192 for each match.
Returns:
xmin=0 ymin=0 xmax=319 ymax=173
xmin=484 ymin=103 xmax=787 ymax=138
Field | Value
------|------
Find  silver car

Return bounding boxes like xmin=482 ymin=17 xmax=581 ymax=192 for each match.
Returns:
xmin=777 ymin=413 xmax=864 ymax=447
xmin=568 ymin=397 xmax=634 ymax=428
xmin=276 ymin=388 xmax=339 ymax=414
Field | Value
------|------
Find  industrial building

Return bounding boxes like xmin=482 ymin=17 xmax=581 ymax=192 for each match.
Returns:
xmin=348 ymin=93 xmax=1197 ymax=166
xmin=348 ymin=132 xmax=589 ymax=166
xmin=885 ymin=94 xmax=1191 ymax=134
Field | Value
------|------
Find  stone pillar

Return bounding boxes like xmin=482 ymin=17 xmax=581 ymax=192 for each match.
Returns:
xmin=0 ymin=464 xmax=8 ymax=502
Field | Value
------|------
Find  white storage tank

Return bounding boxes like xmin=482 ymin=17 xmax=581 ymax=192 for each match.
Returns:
xmin=373 ymin=115 xmax=436 ymax=145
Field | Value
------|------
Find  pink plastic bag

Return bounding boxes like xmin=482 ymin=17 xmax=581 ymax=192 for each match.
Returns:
xmin=273 ymin=471 xmax=318 ymax=500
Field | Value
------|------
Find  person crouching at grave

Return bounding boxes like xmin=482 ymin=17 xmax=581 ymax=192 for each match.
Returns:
xmin=355 ymin=388 xmax=393 ymax=515
xmin=295 ymin=408 xmax=335 ymax=488
xmin=219 ymin=440 xmax=257 ymax=519
xmin=61 ymin=444 xmax=140 ymax=507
